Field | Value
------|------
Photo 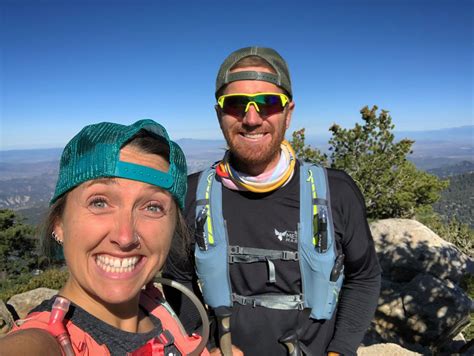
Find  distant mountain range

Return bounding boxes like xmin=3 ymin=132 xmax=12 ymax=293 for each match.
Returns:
xmin=0 ymin=126 xmax=472 ymax=225
xmin=0 ymin=139 xmax=227 ymax=224
xmin=395 ymin=126 xmax=473 ymax=143
xmin=428 ymin=160 xmax=474 ymax=178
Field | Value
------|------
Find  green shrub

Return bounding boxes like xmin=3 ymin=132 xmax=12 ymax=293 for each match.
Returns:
xmin=0 ymin=268 xmax=68 ymax=302
xmin=416 ymin=206 xmax=473 ymax=257
xmin=291 ymin=106 xmax=448 ymax=220
xmin=0 ymin=209 xmax=38 ymax=278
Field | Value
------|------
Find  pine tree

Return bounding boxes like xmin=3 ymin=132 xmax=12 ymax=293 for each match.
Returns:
xmin=0 ymin=209 xmax=38 ymax=279
xmin=290 ymin=105 xmax=448 ymax=219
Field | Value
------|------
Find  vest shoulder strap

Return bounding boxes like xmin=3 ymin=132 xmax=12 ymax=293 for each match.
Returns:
xmin=298 ymin=161 xmax=335 ymax=250
xmin=195 ymin=167 xmax=226 ymax=248
xmin=194 ymin=167 xmax=233 ymax=308
xmin=13 ymin=309 xmax=111 ymax=355
xmin=298 ymin=161 xmax=343 ymax=320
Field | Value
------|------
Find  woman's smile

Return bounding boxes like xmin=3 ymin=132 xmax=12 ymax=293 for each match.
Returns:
xmin=94 ymin=254 xmax=144 ymax=275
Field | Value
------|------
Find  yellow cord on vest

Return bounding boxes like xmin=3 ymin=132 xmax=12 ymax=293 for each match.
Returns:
xmin=205 ymin=172 xmax=214 ymax=245
xmin=307 ymin=169 xmax=319 ymax=246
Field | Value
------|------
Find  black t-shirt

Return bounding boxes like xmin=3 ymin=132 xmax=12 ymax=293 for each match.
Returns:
xmin=163 ymin=163 xmax=381 ymax=356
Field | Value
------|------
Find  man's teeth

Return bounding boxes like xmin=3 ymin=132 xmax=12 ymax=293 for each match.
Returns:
xmin=243 ymin=133 xmax=264 ymax=139
xmin=95 ymin=255 xmax=139 ymax=273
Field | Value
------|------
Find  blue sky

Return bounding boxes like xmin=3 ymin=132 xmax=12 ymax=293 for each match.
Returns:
xmin=1 ymin=0 xmax=472 ymax=150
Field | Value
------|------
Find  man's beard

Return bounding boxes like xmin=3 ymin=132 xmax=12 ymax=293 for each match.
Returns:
xmin=223 ymin=125 xmax=286 ymax=172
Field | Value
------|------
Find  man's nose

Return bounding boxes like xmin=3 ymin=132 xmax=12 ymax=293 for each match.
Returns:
xmin=242 ymin=103 xmax=263 ymax=126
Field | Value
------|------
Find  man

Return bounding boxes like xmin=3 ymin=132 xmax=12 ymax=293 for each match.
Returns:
xmin=163 ymin=46 xmax=381 ymax=356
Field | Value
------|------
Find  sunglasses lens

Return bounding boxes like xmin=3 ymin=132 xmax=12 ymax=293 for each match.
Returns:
xmin=254 ymin=95 xmax=284 ymax=116
xmin=220 ymin=94 xmax=287 ymax=118
xmin=222 ymin=96 xmax=249 ymax=117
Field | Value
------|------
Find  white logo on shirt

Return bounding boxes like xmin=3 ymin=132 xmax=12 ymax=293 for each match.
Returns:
xmin=274 ymin=229 xmax=298 ymax=244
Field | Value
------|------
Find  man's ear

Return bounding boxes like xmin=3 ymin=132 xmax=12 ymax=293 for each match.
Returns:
xmin=215 ymin=105 xmax=223 ymax=128
xmin=285 ymin=101 xmax=295 ymax=129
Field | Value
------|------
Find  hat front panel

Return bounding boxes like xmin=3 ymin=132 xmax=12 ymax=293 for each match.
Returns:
xmin=51 ymin=119 xmax=188 ymax=209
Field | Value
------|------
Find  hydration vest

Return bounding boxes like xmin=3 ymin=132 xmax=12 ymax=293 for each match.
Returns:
xmin=12 ymin=285 xmax=209 ymax=356
xmin=194 ymin=162 xmax=345 ymax=320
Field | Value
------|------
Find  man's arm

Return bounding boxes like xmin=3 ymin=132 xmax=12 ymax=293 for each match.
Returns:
xmin=326 ymin=170 xmax=381 ymax=356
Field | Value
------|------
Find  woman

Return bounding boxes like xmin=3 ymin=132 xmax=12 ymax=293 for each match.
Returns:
xmin=0 ymin=119 xmax=209 ymax=355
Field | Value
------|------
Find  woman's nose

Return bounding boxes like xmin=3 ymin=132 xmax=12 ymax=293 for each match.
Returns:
xmin=110 ymin=212 xmax=140 ymax=250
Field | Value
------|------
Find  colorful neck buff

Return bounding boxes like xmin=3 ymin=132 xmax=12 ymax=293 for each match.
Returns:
xmin=216 ymin=140 xmax=296 ymax=193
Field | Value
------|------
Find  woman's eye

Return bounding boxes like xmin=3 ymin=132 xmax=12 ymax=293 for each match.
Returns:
xmin=89 ymin=197 xmax=108 ymax=209
xmin=146 ymin=203 xmax=164 ymax=214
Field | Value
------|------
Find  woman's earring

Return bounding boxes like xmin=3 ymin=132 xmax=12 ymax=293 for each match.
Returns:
xmin=52 ymin=231 xmax=63 ymax=245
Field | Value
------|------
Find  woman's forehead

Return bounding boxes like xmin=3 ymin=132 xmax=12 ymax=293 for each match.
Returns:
xmin=119 ymin=145 xmax=169 ymax=173
xmin=80 ymin=177 xmax=169 ymax=193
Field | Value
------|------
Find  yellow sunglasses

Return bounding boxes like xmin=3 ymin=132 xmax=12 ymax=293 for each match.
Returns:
xmin=217 ymin=92 xmax=289 ymax=118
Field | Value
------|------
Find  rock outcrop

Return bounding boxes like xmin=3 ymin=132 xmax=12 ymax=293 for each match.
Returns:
xmin=367 ymin=219 xmax=473 ymax=354
xmin=357 ymin=342 xmax=422 ymax=355
xmin=0 ymin=300 xmax=15 ymax=337
xmin=7 ymin=288 xmax=57 ymax=319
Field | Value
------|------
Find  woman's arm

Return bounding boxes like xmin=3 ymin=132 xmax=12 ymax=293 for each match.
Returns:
xmin=0 ymin=328 xmax=62 ymax=356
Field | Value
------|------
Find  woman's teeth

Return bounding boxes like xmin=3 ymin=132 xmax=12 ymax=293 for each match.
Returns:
xmin=95 ymin=255 xmax=140 ymax=273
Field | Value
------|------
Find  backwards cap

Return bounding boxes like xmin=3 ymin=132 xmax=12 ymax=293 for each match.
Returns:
xmin=51 ymin=119 xmax=187 ymax=209
xmin=215 ymin=46 xmax=292 ymax=98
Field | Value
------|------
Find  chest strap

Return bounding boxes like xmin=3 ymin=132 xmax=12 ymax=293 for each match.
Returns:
xmin=229 ymin=245 xmax=299 ymax=283
xmin=232 ymin=293 xmax=304 ymax=310
xmin=228 ymin=246 xmax=298 ymax=263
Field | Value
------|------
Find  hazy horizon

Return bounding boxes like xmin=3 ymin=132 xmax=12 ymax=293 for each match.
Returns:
xmin=0 ymin=125 xmax=472 ymax=153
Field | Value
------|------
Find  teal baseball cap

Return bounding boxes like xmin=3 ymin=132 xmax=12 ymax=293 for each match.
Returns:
xmin=51 ymin=119 xmax=187 ymax=209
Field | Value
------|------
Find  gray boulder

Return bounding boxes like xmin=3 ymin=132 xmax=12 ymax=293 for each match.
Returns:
xmin=7 ymin=288 xmax=57 ymax=320
xmin=0 ymin=300 xmax=14 ymax=337
xmin=371 ymin=219 xmax=471 ymax=283
xmin=357 ymin=343 xmax=422 ymax=355
xmin=373 ymin=275 xmax=471 ymax=349
xmin=369 ymin=219 xmax=473 ymax=353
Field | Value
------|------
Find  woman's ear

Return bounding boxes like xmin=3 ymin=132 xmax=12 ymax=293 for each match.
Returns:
xmin=53 ymin=219 xmax=64 ymax=244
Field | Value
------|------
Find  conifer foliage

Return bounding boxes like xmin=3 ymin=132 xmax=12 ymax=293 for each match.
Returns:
xmin=290 ymin=105 xmax=448 ymax=219
xmin=0 ymin=209 xmax=38 ymax=279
